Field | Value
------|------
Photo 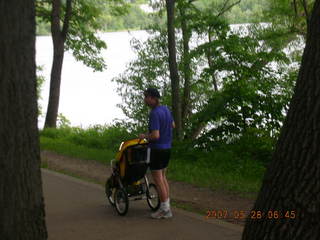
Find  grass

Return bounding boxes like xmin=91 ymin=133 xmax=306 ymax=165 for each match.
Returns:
xmin=40 ymin=126 xmax=266 ymax=197
xmin=40 ymin=136 xmax=114 ymax=164
xmin=168 ymin=150 xmax=265 ymax=196
xmin=40 ymin=125 xmax=134 ymax=164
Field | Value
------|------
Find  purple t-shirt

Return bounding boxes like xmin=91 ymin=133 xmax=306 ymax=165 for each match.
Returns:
xmin=148 ymin=105 xmax=173 ymax=149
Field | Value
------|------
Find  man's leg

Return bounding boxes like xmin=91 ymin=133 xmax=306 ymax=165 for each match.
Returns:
xmin=151 ymin=170 xmax=168 ymax=202
xmin=161 ymin=169 xmax=171 ymax=211
xmin=162 ymin=169 xmax=169 ymax=200
xmin=150 ymin=169 xmax=172 ymax=219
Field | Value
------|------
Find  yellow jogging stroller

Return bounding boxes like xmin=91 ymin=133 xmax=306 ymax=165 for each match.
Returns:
xmin=105 ymin=139 xmax=160 ymax=216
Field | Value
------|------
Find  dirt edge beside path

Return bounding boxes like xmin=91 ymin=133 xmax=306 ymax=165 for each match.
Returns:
xmin=41 ymin=150 xmax=254 ymax=225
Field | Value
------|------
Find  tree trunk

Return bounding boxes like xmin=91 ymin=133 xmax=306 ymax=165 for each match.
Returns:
xmin=242 ymin=1 xmax=320 ymax=239
xmin=191 ymin=122 xmax=207 ymax=140
xmin=166 ymin=0 xmax=182 ymax=140
xmin=206 ymin=31 xmax=218 ymax=91
xmin=180 ymin=5 xmax=192 ymax=130
xmin=44 ymin=0 xmax=72 ymax=128
xmin=44 ymin=40 xmax=65 ymax=128
xmin=0 ymin=1 xmax=47 ymax=239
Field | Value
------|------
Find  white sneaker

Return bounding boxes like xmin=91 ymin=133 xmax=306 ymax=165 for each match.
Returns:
xmin=151 ymin=209 xmax=173 ymax=219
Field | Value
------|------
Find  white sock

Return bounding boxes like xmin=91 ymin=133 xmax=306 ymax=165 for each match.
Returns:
xmin=161 ymin=198 xmax=170 ymax=211
xmin=165 ymin=198 xmax=170 ymax=207
xmin=160 ymin=202 xmax=165 ymax=210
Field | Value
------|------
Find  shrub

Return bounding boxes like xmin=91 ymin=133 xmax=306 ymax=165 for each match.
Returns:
xmin=40 ymin=123 xmax=136 ymax=153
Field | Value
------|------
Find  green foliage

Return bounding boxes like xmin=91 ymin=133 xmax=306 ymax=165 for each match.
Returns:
xmin=227 ymin=0 xmax=269 ymax=23
xmin=35 ymin=0 xmax=51 ymax=23
xmin=36 ymin=66 xmax=45 ymax=116
xmin=229 ymin=129 xmax=276 ymax=165
xmin=114 ymin=21 xmax=297 ymax=143
xmin=33 ymin=0 xmax=293 ymax=35
xmin=112 ymin=1 xmax=302 ymax=167
xmin=36 ymin=18 xmax=51 ymax=35
xmin=169 ymin=140 xmax=266 ymax=193
xmin=57 ymin=113 xmax=71 ymax=128
xmin=40 ymin=136 xmax=114 ymax=164
xmin=40 ymin=123 xmax=135 ymax=153
xmin=36 ymin=1 xmax=153 ymax=34
xmin=196 ymin=128 xmax=276 ymax=164
xmin=264 ymin=0 xmax=314 ymax=37
xmin=64 ymin=0 xmax=107 ymax=71
xmin=35 ymin=0 xmax=314 ymax=34
xmin=101 ymin=4 xmax=153 ymax=31
xmin=39 ymin=0 xmax=310 ymax=195
xmin=36 ymin=0 xmax=110 ymax=71
xmin=40 ymin=126 xmax=266 ymax=194
xmin=193 ymin=0 xmax=269 ymax=24
xmin=112 ymin=28 xmax=171 ymax=132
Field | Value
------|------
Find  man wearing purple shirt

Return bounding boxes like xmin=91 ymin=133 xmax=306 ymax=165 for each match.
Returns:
xmin=139 ymin=88 xmax=175 ymax=219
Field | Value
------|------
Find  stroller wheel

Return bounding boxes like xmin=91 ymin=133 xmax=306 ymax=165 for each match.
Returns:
xmin=146 ymin=183 xmax=160 ymax=211
xmin=105 ymin=179 xmax=115 ymax=206
xmin=114 ymin=188 xmax=129 ymax=216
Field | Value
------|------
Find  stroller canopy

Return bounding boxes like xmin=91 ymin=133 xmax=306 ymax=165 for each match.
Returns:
xmin=116 ymin=138 xmax=148 ymax=161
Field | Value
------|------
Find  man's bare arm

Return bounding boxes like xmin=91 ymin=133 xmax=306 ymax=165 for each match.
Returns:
xmin=139 ymin=130 xmax=160 ymax=140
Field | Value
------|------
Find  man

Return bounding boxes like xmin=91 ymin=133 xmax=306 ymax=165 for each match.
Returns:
xmin=139 ymin=87 xmax=174 ymax=219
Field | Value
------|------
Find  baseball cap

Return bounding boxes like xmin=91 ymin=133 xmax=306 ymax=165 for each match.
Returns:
xmin=144 ymin=87 xmax=161 ymax=98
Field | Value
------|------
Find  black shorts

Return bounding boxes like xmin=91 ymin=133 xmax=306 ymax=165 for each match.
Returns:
xmin=149 ymin=148 xmax=171 ymax=171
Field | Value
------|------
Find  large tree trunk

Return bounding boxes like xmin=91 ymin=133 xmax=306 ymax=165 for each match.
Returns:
xmin=0 ymin=0 xmax=47 ymax=239
xmin=166 ymin=0 xmax=183 ymax=140
xmin=44 ymin=0 xmax=72 ymax=128
xmin=242 ymin=1 xmax=320 ymax=239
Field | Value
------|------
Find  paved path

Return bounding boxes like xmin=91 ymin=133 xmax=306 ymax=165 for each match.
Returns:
xmin=42 ymin=169 xmax=243 ymax=240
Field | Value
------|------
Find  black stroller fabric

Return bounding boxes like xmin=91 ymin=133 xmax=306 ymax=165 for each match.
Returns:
xmin=123 ymin=145 xmax=148 ymax=184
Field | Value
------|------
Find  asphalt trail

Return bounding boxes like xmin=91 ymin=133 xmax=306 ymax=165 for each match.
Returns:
xmin=42 ymin=169 xmax=243 ymax=240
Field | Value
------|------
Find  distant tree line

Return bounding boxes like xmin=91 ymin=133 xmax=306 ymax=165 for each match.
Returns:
xmin=36 ymin=2 xmax=152 ymax=35
xmin=36 ymin=0 xmax=286 ymax=35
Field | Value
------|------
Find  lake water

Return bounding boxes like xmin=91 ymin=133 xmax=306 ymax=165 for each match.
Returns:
xmin=36 ymin=31 xmax=148 ymax=128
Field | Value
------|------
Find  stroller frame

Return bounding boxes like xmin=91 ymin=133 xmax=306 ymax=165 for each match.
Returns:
xmin=105 ymin=139 xmax=160 ymax=216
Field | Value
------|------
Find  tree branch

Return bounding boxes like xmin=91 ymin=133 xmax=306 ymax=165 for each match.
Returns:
xmin=219 ymin=0 xmax=231 ymax=15
xmin=301 ymin=0 xmax=310 ymax=23
xmin=217 ymin=0 xmax=241 ymax=17
xmin=292 ymin=0 xmax=298 ymax=17
xmin=206 ymin=32 xmax=219 ymax=91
